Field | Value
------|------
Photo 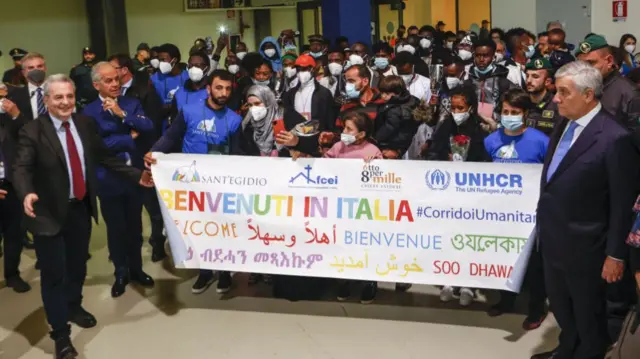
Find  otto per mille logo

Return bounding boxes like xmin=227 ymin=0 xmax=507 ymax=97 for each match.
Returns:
xmin=425 ymin=169 xmax=451 ymax=190
xmin=361 ymin=164 xmax=402 ymax=191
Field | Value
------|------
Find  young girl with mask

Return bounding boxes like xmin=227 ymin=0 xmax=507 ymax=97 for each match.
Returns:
xmin=483 ymin=88 xmax=549 ymax=329
xmin=324 ymin=111 xmax=382 ymax=160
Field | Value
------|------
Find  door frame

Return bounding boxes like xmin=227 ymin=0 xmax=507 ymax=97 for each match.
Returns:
xmin=297 ymin=0 xmax=322 ymax=45
xmin=372 ymin=0 xmax=403 ymax=43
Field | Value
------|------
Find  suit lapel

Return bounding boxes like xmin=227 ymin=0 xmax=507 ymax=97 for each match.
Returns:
xmin=72 ymin=115 xmax=92 ymax=171
xmin=41 ymin=116 xmax=67 ymax=167
xmin=546 ymin=112 xmax=603 ymax=186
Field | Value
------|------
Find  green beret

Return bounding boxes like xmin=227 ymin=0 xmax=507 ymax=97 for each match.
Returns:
xmin=525 ymin=57 xmax=552 ymax=71
xmin=575 ymin=34 xmax=609 ymax=56
xmin=281 ymin=53 xmax=298 ymax=62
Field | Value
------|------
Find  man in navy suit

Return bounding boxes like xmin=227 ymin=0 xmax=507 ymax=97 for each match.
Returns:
xmin=82 ymin=62 xmax=155 ymax=298
xmin=531 ymin=61 xmax=640 ymax=359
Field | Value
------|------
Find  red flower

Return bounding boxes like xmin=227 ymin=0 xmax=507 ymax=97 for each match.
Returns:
xmin=453 ymin=135 xmax=470 ymax=146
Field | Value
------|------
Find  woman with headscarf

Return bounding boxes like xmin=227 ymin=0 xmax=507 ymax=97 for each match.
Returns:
xmin=241 ymin=85 xmax=281 ymax=157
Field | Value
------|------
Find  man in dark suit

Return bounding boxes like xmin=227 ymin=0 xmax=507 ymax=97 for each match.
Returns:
xmin=13 ymin=74 xmax=153 ymax=359
xmin=531 ymin=61 xmax=640 ymax=359
xmin=7 ymin=52 xmax=48 ymax=122
xmin=82 ymin=62 xmax=155 ymax=298
xmin=0 ymin=83 xmax=30 ymax=293
xmin=108 ymin=54 xmax=168 ymax=262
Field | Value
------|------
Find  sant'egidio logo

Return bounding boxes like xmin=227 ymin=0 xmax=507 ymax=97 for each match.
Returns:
xmin=172 ymin=160 xmax=201 ymax=183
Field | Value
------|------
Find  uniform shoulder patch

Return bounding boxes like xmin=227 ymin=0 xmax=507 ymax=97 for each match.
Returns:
xmin=542 ymin=110 xmax=554 ymax=119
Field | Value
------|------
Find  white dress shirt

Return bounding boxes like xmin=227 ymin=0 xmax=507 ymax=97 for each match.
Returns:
xmin=28 ymin=82 xmax=44 ymax=119
xmin=50 ymin=115 xmax=87 ymax=199
xmin=121 ymin=78 xmax=133 ymax=96
xmin=406 ymin=74 xmax=432 ymax=102
xmin=557 ymin=102 xmax=602 ymax=149
xmin=294 ymin=79 xmax=315 ymax=121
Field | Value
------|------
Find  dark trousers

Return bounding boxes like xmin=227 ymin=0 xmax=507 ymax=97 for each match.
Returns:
xmin=544 ymin=261 xmax=609 ymax=359
xmin=498 ymin=247 xmax=547 ymax=315
xmin=605 ymin=268 xmax=638 ymax=341
xmin=34 ymin=200 xmax=91 ymax=340
xmin=0 ymin=182 xmax=24 ymax=279
xmin=142 ymin=187 xmax=165 ymax=247
xmin=100 ymin=187 xmax=143 ymax=276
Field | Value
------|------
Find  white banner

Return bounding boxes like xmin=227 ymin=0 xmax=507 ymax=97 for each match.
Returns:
xmin=151 ymin=154 xmax=542 ymax=292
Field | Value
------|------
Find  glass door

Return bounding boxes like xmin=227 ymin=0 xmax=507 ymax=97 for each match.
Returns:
xmin=297 ymin=1 xmax=322 ymax=45
xmin=373 ymin=0 xmax=403 ymax=44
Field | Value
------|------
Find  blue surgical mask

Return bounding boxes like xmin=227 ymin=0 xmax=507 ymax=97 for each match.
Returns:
xmin=345 ymin=83 xmax=360 ymax=99
xmin=525 ymin=45 xmax=535 ymax=58
xmin=374 ymin=57 xmax=389 ymax=69
xmin=253 ymin=78 xmax=270 ymax=87
xmin=501 ymin=115 xmax=524 ymax=131
xmin=474 ymin=63 xmax=494 ymax=75
xmin=310 ymin=51 xmax=324 ymax=58
xmin=284 ymin=44 xmax=297 ymax=53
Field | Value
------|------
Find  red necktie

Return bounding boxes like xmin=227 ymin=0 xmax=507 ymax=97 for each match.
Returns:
xmin=62 ymin=121 xmax=86 ymax=200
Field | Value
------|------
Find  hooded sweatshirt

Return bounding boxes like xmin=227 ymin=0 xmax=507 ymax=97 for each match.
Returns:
xmin=259 ymin=37 xmax=283 ymax=73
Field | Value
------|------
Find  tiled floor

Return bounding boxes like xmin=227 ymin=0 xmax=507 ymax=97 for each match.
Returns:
xmin=0 ymin=217 xmax=560 ymax=359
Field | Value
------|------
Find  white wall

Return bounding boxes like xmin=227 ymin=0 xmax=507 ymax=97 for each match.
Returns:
xmin=491 ymin=0 xmax=536 ymax=33
xmin=591 ymin=0 xmax=638 ymax=45
xmin=0 ymin=0 xmax=89 ymax=75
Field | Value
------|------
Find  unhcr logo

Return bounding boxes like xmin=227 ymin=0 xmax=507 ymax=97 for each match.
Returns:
xmin=425 ymin=169 xmax=451 ymax=190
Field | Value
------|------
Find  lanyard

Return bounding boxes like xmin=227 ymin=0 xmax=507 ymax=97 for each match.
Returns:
xmin=201 ymin=106 xmax=231 ymax=154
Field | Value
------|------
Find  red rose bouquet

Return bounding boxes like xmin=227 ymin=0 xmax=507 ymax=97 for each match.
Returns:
xmin=450 ymin=135 xmax=471 ymax=162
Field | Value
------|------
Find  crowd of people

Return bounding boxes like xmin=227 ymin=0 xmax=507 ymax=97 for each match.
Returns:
xmin=1 ymin=19 xmax=640 ymax=359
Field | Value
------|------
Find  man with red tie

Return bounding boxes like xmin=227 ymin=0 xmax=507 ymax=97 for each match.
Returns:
xmin=13 ymin=74 xmax=153 ymax=359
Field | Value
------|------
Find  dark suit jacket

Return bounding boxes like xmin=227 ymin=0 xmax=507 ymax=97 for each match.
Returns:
xmin=281 ymin=80 xmax=336 ymax=133
xmin=0 ymin=112 xmax=28 ymax=182
xmin=6 ymin=85 xmax=34 ymax=121
xmin=124 ymin=72 xmax=164 ymax=152
xmin=537 ymin=108 xmax=640 ymax=272
xmin=12 ymin=114 xmax=142 ymax=236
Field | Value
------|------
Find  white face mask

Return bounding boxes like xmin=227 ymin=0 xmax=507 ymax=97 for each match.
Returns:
xmin=285 ymin=67 xmax=297 ymax=79
xmin=297 ymin=71 xmax=312 ymax=85
xmin=159 ymin=60 xmax=174 ymax=74
xmin=452 ymin=111 xmax=470 ymax=126
xmin=228 ymin=64 xmax=240 ymax=74
xmin=626 ymin=44 xmax=636 ymax=54
xmin=420 ymin=38 xmax=432 ymax=49
xmin=458 ymin=49 xmax=473 ymax=61
xmin=188 ymin=67 xmax=205 ymax=82
xmin=150 ymin=58 xmax=160 ymax=69
xmin=249 ymin=105 xmax=268 ymax=121
xmin=446 ymin=77 xmax=462 ymax=89
xmin=401 ymin=74 xmax=414 ymax=85
xmin=445 ymin=41 xmax=454 ymax=49
xmin=264 ymin=48 xmax=277 ymax=58
xmin=328 ymin=62 xmax=344 ymax=76
xmin=0 ymin=99 xmax=5 ymax=114
xmin=236 ymin=52 xmax=247 ymax=60
xmin=340 ymin=133 xmax=357 ymax=146
xmin=494 ymin=53 xmax=505 ymax=63
xmin=348 ymin=54 xmax=364 ymax=65
xmin=398 ymin=45 xmax=416 ymax=55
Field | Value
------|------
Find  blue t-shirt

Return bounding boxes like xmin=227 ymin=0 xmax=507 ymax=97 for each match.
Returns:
xmin=151 ymin=70 xmax=190 ymax=104
xmin=484 ymin=128 xmax=549 ymax=164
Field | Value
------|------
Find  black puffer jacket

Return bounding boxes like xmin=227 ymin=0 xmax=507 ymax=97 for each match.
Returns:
xmin=374 ymin=93 xmax=420 ymax=155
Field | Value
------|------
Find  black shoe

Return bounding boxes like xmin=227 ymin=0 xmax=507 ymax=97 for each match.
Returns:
xmin=217 ymin=272 xmax=232 ymax=293
xmin=151 ymin=244 xmax=167 ymax=263
xmin=248 ymin=273 xmax=261 ymax=285
xmin=191 ymin=272 xmax=215 ymax=294
xmin=395 ymin=283 xmax=412 ymax=292
xmin=360 ymin=282 xmax=377 ymax=304
xmin=487 ymin=302 xmax=513 ymax=317
xmin=54 ymin=337 xmax=78 ymax=359
xmin=337 ymin=282 xmax=351 ymax=301
xmin=23 ymin=235 xmax=34 ymax=250
xmin=130 ymin=271 xmax=154 ymax=287
xmin=6 ymin=276 xmax=31 ymax=293
xmin=69 ymin=307 xmax=97 ymax=328
xmin=530 ymin=350 xmax=557 ymax=359
xmin=111 ymin=276 xmax=129 ymax=298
